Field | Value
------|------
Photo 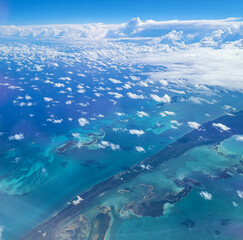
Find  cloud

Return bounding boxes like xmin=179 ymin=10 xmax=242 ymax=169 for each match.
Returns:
xmin=78 ymin=118 xmax=89 ymax=127
xmin=160 ymin=112 xmax=167 ymax=117
xmin=188 ymin=97 xmax=212 ymax=105
xmin=109 ymin=78 xmax=122 ymax=84
xmin=123 ymin=83 xmax=131 ymax=89
xmin=137 ymin=111 xmax=149 ymax=118
xmin=1 ymin=18 xmax=243 ymax=91
xmin=127 ymin=92 xmax=144 ymax=99
xmin=54 ymin=83 xmax=65 ymax=88
xmin=115 ymin=112 xmax=125 ymax=116
xmin=237 ymin=190 xmax=243 ymax=199
xmin=108 ymin=92 xmax=124 ymax=99
xmin=236 ymin=136 xmax=243 ymax=141
xmin=25 ymin=95 xmax=32 ymax=100
xmin=188 ymin=121 xmax=201 ymax=130
xmin=98 ymin=141 xmax=120 ymax=151
xmin=0 ymin=17 xmax=242 ymax=40
xmin=46 ymin=118 xmax=63 ymax=124
xmin=171 ymin=120 xmax=182 ymax=127
xmin=212 ymin=123 xmax=230 ymax=131
xmin=171 ymin=125 xmax=178 ymax=129
xmin=135 ymin=46 xmax=243 ymax=90
xmin=160 ymin=111 xmax=175 ymax=117
xmin=72 ymin=196 xmax=83 ymax=205
xmin=159 ymin=79 xmax=168 ymax=86
xmin=44 ymin=97 xmax=53 ymax=102
xmin=140 ymin=164 xmax=152 ymax=170
xmin=9 ymin=133 xmax=24 ymax=140
xmin=129 ymin=129 xmax=145 ymax=136
xmin=65 ymin=100 xmax=72 ymax=105
xmin=200 ymin=191 xmax=212 ymax=200
xmin=53 ymin=119 xmax=63 ymax=124
xmin=150 ymin=94 xmax=171 ymax=103
xmin=135 ymin=146 xmax=146 ymax=152
xmin=59 ymin=77 xmax=71 ymax=81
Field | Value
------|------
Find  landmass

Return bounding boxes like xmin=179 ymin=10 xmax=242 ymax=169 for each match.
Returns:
xmin=20 ymin=110 xmax=243 ymax=240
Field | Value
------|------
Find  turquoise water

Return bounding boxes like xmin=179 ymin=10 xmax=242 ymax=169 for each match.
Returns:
xmin=75 ymin=136 xmax=243 ymax=240
xmin=0 ymin=40 xmax=243 ymax=239
xmin=112 ymin=176 xmax=243 ymax=240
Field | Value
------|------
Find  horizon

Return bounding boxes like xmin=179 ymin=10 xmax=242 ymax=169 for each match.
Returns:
xmin=0 ymin=16 xmax=242 ymax=43
xmin=0 ymin=16 xmax=242 ymax=27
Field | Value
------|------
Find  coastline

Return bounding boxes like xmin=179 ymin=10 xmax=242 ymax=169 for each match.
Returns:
xmin=20 ymin=110 xmax=243 ymax=240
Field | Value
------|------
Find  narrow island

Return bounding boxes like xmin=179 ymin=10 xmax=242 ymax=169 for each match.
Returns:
xmin=20 ymin=110 xmax=243 ymax=240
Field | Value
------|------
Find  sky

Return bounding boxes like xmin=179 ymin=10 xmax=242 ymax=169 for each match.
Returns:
xmin=0 ymin=0 xmax=243 ymax=25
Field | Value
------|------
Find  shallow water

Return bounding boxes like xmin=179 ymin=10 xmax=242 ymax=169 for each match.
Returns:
xmin=78 ymin=136 xmax=243 ymax=240
xmin=0 ymin=40 xmax=243 ymax=239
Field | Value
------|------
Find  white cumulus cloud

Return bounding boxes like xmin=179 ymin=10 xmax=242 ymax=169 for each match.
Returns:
xmin=9 ymin=133 xmax=24 ymax=141
xmin=127 ymin=92 xmax=145 ymax=99
xmin=212 ymin=123 xmax=230 ymax=131
xmin=129 ymin=129 xmax=145 ymax=136
xmin=44 ymin=97 xmax=53 ymax=102
xmin=150 ymin=94 xmax=171 ymax=103
xmin=200 ymin=191 xmax=212 ymax=200
xmin=78 ymin=118 xmax=89 ymax=127
xmin=135 ymin=146 xmax=146 ymax=152
xmin=235 ymin=136 xmax=243 ymax=142
xmin=188 ymin=121 xmax=201 ymax=130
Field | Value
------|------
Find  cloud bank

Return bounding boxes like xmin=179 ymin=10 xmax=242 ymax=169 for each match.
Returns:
xmin=0 ymin=17 xmax=243 ymax=90
xmin=0 ymin=17 xmax=242 ymax=39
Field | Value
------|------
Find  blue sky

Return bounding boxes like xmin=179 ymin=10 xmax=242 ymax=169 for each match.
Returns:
xmin=0 ymin=0 xmax=242 ymax=25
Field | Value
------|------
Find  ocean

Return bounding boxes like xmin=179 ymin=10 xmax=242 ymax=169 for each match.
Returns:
xmin=0 ymin=40 xmax=242 ymax=239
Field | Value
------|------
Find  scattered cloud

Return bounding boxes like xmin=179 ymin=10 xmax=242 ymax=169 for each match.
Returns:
xmin=98 ymin=141 xmax=120 ymax=151
xmin=212 ymin=123 xmax=230 ymax=131
xmin=9 ymin=133 xmax=24 ymax=140
xmin=109 ymin=78 xmax=122 ymax=84
xmin=127 ymin=92 xmax=144 ymax=99
xmin=44 ymin=97 xmax=53 ymax=102
xmin=129 ymin=129 xmax=145 ymax=136
xmin=188 ymin=121 xmax=201 ymax=130
xmin=135 ymin=146 xmax=146 ymax=152
xmin=237 ymin=190 xmax=243 ymax=199
xmin=108 ymin=92 xmax=124 ymax=99
xmin=200 ymin=191 xmax=212 ymax=200
xmin=160 ymin=111 xmax=175 ymax=117
xmin=150 ymin=94 xmax=171 ymax=103
xmin=78 ymin=118 xmax=89 ymax=127
xmin=235 ymin=136 xmax=243 ymax=142
xmin=0 ymin=18 xmax=243 ymax=91
xmin=137 ymin=111 xmax=149 ymax=118
xmin=72 ymin=196 xmax=83 ymax=205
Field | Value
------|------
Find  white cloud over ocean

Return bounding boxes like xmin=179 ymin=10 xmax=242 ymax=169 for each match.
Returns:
xmin=0 ymin=17 xmax=243 ymax=91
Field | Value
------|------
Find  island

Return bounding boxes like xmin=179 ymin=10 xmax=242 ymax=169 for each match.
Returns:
xmin=20 ymin=110 xmax=243 ymax=240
